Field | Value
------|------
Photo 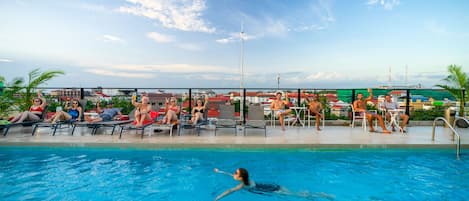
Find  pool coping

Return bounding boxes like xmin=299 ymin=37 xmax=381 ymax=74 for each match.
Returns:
xmin=1 ymin=142 xmax=467 ymax=150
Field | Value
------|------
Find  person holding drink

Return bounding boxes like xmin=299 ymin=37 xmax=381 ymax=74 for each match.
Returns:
xmin=132 ymin=94 xmax=152 ymax=128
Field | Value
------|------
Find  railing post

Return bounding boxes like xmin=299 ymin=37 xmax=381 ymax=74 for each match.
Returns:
xmin=405 ymin=89 xmax=410 ymax=116
xmin=351 ymin=89 xmax=356 ymax=125
xmin=297 ymin=88 xmax=301 ymax=107
xmin=243 ymin=88 xmax=246 ymax=125
xmin=80 ymin=88 xmax=84 ymax=100
xmin=189 ymin=88 xmax=192 ymax=114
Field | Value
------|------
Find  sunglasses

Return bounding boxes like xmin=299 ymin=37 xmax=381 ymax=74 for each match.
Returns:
xmin=34 ymin=100 xmax=41 ymax=102
xmin=72 ymin=102 xmax=78 ymax=104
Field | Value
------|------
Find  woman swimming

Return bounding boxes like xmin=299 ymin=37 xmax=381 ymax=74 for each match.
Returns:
xmin=213 ymin=168 xmax=334 ymax=201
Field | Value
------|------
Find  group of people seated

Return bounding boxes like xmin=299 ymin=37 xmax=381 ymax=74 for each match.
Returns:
xmin=353 ymin=88 xmax=409 ymax=133
xmin=270 ymin=91 xmax=324 ymax=132
xmin=5 ymin=89 xmax=409 ymax=134
xmin=269 ymin=88 xmax=408 ymax=134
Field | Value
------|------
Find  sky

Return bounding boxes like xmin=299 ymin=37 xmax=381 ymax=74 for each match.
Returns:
xmin=1 ymin=0 xmax=468 ymax=89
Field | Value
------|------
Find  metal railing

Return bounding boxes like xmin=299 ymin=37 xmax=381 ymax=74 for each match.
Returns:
xmin=431 ymin=117 xmax=461 ymax=159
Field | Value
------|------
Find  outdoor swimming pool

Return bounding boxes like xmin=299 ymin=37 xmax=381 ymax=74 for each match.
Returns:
xmin=0 ymin=147 xmax=468 ymax=201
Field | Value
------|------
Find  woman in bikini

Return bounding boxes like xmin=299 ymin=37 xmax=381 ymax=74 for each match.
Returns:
xmin=46 ymin=98 xmax=83 ymax=124
xmin=132 ymin=95 xmax=152 ymax=127
xmin=162 ymin=97 xmax=179 ymax=125
xmin=9 ymin=91 xmax=47 ymax=123
xmin=214 ymin=167 xmax=334 ymax=201
xmin=190 ymin=95 xmax=209 ymax=126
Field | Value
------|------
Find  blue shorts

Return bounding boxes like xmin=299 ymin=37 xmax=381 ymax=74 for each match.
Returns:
xmin=100 ymin=114 xmax=112 ymax=121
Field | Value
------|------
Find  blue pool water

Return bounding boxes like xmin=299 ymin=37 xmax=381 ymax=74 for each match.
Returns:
xmin=0 ymin=147 xmax=468 ymax=201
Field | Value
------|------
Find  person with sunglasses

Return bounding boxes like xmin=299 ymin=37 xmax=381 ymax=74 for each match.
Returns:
xmin=46 ymin=98 xmax=83 ymax=124
xmin=161 ymin=97 xmax=179 ymax=125
xmin=9 ymin=90 xmax=47 ymax=123
xmin=214 ymin=167 xmax=334 ymax=201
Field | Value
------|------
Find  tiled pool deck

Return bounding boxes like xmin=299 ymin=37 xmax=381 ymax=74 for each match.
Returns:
xmin=0 ymin=123 xmax=467 ymax=149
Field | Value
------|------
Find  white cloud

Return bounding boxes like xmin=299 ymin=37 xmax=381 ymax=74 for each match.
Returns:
xmin=176 ymin=43 xmax=202 ymax=51
xmin=102 ymin=34 xmax=125 ymax=43
xmin=314 ymin=0 xmax=335 ymax=23
xmin=118 ymin=0 xmax=215 ymax=33
xmin=147 ymin=32 xmax=174 ymax=43
xmin=367 ymin=0 xmax=400 ymax=10
xmin=79 ymin=62 xmax=236 ymax=74
xmin=216 ymin=32 xmax=258 ymax=44
xmin=84 ymin=69 xmax=155 ymax=78
xmin=0 ymin=58 xmax=13 ymax=62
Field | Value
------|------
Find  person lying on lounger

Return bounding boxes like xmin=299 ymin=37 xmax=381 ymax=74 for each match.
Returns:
xmin=190 ymin=95 xmax=209 ymax=126
xmin=161 ymin=97 xmax=179 ymax=125
xmin=213 ymin=167 xmax=334 ymax=201
xmin=46 ymin=98 xmax=83 ymax=124
xmin=85 ymin=101 xmax=121 ymax=123
xmin=132 ymin=95 xmax=152 ymax=128
xmin=9 ymin=90 xmax=47 ymax=123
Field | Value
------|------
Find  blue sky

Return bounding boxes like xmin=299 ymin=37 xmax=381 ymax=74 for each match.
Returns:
xmin=1 ymin=0 xmax=468 ymax=89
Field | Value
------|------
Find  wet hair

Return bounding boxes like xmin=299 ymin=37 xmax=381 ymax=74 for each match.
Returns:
xmin=276 ymin=92 xmax=282 ymax=96
xmin=238 ymin=168 xmax=250 ymax=185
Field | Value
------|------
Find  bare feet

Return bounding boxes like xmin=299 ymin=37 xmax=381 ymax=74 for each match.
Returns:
xmin=382 ymin=130 xmax=391 ymax=134
xmin=316 ymin=127 xmax=321 ymax=131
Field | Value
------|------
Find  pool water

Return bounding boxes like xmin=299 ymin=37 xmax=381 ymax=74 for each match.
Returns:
xmin=0 ymin=147 xmax=468 ymax=201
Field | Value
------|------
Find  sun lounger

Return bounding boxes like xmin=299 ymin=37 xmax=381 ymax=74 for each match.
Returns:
xmin=32 ymin=119 xmax=76 ymax=136
xmin=71 ymin=119 xmax=133 ymax=135
xmin=3 ymin=105 xmax=49 ymax=136
xmin=118 ymin=119 xmax=154 ymax=139
xmin=244 ymin=105 xmax=267 ymax=137
xmin=214 ymin=104 xmax=237 ymax=136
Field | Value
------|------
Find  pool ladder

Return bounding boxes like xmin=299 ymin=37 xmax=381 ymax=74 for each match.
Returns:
xmin=432 ymin=117 xmax=467 ymax=159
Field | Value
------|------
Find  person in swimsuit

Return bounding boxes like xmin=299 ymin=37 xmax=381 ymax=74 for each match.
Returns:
xmin=190 ymin=95 xmax=209 ymax=126
xmin=9 ymin=91 xmax=47 ymax=123
xmin=132 ymin=95 xmax=152 ymax=128
xmin=85 ymin=101 xmax=121 ymax=123
xmin=270 ymin=91 xmax=291 ymax=131
xmin=162 ymin=97 xmax=180 ymax=125
xmin=304 ymin=91 xmax=324 ymax=131
xmin=214 ymin=168 xmax=334 ymax=201
xmin=46 ymin=98 xmax=83 ymax=124
xmin=353 ymin=88 xmax=390 ymax=133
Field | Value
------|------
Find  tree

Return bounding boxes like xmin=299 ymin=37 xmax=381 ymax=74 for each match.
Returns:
xmin=435 ymin=65 xmax=468 ymax=117
xmin=19 ymin=68 xmax=65 ymax=110
xmin=0 ymin=68 xmax=65 ymax=118
xmin=0 ymin=76 xmax=25 ymax=118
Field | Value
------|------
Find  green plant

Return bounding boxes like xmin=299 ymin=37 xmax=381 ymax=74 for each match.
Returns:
xmin=435 ymin=65 xmax=468 ymax=117
xmin=410 ymin=106 xmax=446 ymax=120
xmin=20 ymin=68 xmax=65 ymax=110
xmin=0 ymin=76 xmax=23 ymax=118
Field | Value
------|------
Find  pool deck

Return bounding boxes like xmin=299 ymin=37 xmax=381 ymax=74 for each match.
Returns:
xmin=0 ymin=123 xmax=468 ymax=149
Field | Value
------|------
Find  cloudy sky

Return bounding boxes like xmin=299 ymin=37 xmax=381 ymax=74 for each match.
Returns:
xmin=0 ymin=0 xmax=468 ymax=89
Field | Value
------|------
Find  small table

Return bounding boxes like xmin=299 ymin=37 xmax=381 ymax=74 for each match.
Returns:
xmin=289 ymin=107 xmax=307 ymax=127
xmin=387 ymin=109 xmax=405 ymax=133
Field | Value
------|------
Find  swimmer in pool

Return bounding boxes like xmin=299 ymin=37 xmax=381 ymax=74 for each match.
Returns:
xmin=214 ymin=167 xmax=334 ymax=201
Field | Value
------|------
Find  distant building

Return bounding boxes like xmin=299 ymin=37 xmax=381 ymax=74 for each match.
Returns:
xmin=50 ymin=89 xmax=82 ymax=101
